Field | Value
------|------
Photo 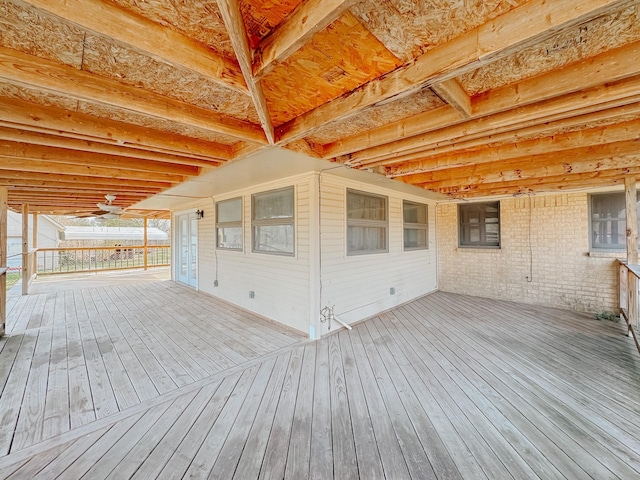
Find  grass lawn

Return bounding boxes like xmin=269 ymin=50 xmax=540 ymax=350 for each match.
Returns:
xmin=6 ymin=272 xmax=20 ymax=290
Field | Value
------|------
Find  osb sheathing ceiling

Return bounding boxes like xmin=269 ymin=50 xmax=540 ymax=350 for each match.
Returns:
xmin=1 ymin=0 xmax=640 ymax=215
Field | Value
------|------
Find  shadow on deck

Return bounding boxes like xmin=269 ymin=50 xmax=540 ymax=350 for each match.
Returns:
xmin=1 ymin=272 xmax=640 ymax=479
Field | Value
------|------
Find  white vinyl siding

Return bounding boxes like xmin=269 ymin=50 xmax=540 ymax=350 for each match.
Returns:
xmin=187 ymin=177 xmax=311 ymax=334
xmin=319 ymin=174 xmax=437 ymax=335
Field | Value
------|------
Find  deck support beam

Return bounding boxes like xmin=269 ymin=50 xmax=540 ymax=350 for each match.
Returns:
xmin=626 ymin=177 xmax=638 ymax=331
xmin=21 ymin=204 xmax=29 ymax=296
xmin=0 ymin=187 xmax=7 ymax=336
xmin=143 ymin=217 xmax=148 ymax=271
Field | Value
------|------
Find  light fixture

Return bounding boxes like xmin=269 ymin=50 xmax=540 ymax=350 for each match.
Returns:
xmin=196 ymin=209 xmax=204 ymax=220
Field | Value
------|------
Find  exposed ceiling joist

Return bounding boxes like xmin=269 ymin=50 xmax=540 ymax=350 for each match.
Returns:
xmin=431 ymin=80 xmax=471 ymax=118
xmin=436 ymin=169 xmax=638 ymax=197
xmin=401 ymin=141 xmax=640 ymax=187
xmin=252 ymin=0 xmax=359 ymax=80
xmin=21 ymin=0 xmax=248 ymax=94
xmin=0 ymin=47 xmax=267 ymax=143
xmin=216 ymin=0 xmax=275 ymax=144
xmin=388 ymin=118 xmax=640 ymax=178
xmin=0 ymin=127 xmax=223 ymax=168
xmin=335 ymin=62 xmax=640 ymax=166
xmin=0 ymin=157 xmax=187 ymax=183
xmin=275 ymin=0 xmax=634 ymax=144
xmin=0 ymin=97 xmax=236 ymax=161
xmin=0 ymin=170 xmax=172 ymax=190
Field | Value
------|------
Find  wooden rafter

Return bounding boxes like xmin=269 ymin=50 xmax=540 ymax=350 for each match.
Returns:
xmin=216 ymin=0 xmax=275 ymax=144
xmin=0 ymin=127 xmax=222 ymax=168
xmin=399 ymin=141 xmax=640 ymax=187
xmin=275 ymin=0 xmax=635 ymax=143
xmin=328 ymin=40 xmax=640 ymax=162
xmin=387 ymin=117 xmax=640 ymax=177
xmin=431 ymin=80 xmax=471 ymax=118
xmin=0 ymin=97 xmax=236 ymax=161
xmin=21 ymin=0 xmax=248 ymax=94
xmin=252 ymin=0 xmax=359 ymax=79
xmin=0 ymin=47 xmax=267 ymax=144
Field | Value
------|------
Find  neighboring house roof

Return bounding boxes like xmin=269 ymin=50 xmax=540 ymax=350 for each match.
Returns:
xmin=61 ymin=226 xmax=168 ymax=242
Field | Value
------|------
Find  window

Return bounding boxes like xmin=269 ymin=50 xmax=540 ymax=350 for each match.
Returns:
xmin=458 ymin=201 xmax=500 ymax=248
xmin=403 ymin=201 xmax=428 ymax=250
xmin=347 ymin=189 xmax=388 ymax=255
xmin=216 ymin=197 xmax=243 ymax=250
xmin=590 ymin=192 xmax=640 ymax=250
xmin=252 ymin=186 xmax=295 ymax=255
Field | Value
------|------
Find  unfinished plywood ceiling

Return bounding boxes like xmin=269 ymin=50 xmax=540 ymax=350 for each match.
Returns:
xmin=2 ymin=0 xmax=640 ymax=214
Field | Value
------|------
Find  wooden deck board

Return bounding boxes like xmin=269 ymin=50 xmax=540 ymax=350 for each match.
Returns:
xmin=3 ymin=274 xmax=640 ymax=479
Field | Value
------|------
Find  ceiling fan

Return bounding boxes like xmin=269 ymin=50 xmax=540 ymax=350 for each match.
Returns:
xmin=76 ymin=194 xmax=134 ymax=219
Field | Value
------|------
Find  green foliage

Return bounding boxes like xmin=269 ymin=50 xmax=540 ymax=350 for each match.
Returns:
xmin=6 ymin=272 xmax=20 ymax=290
xmin=595 ymin=310 xmax=620 ymax=322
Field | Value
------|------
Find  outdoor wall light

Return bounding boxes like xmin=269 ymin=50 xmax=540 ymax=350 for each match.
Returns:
xmin=196 ymin=209 xmax=204 ymax=220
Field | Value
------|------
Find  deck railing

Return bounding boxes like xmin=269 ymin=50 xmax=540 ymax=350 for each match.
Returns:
xmin=36 ymin=245 xmax=170 ymax=275
xmin=618 ymin=261 xmax=640 ymax=353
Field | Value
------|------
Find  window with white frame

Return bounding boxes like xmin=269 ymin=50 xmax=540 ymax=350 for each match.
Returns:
xmin=403 ymin=200 xmax=428 ymax=250
xmin=458 ymin=201 xmax=500 ymax=248
xmin=252 ymin=186 xmax=295 ymax=255
xmin=216 ymin=197 xmax=243 ymax=250
xmin=346 ymin=189 xmax=388 ymax=255
xmin=590 ymin=192 xmax=640 ymax=250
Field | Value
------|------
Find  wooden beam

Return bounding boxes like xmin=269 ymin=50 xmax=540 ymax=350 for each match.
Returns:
xmin=626 ymin=177 xmax=639 ymax=263
xmin=432 ymin=168 xmax=639 ymax=197
xmin=388 ymin=118 xmax=640 ymax=177
xmin=472 ymin=40 xmax=640 ymax=117
xmin=401 ymin=143 xmax=640 ymax=187
xmin=0 ymin=170 xmax=172 ymax=190
xmin=21 ymin=203 xmax=28 ymax=296
xmin=276 ymin=0 xmax=635 ymax=143
xmin=252 ymin=0 xmax=359 ymax=79
xmin=21 ymin=0 xmax=247 ymax=93
xmin=363 ymin=100 xmax=640 ymax=169
xmin=332 ymin=65 xmax=640 ymax=164
xmin=216 ymin=0 xmax=275 ymax=144
xmin=0 ymin=97 xmax=235 ymax=161
xmin=0 ymin=127 xmax=223 ymax=168
xmin=0 ymin=186 xmax=6 ymax=336
xmin=0 ymin=47 xmax=267 ymax=144
xmin=0 ymin=140 xmax=200 ymax=176
xmin=1 ymin=180 xmax=163 ymax=194
xmin=0 ymin=158 xmax=186 ymax=183
xmin=431 ymin=80 xmax=471 ymax=118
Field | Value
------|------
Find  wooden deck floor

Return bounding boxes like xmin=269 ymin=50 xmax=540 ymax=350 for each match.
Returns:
xmin=1 ymin=275 xmax=640 ymax=479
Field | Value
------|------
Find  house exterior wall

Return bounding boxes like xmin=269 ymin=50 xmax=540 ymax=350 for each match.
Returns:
xmin=317 ymin=173 xmax=438 ymax=336
xmin=176 ymin=174 xmax=313 ymax=335
xmin=437 ymin=193 xmax=619 ymax=314
xmin=176 ymin=171 xmax=438 ymax=338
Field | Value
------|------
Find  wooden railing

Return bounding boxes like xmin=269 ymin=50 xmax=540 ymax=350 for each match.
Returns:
xmin=22 ymin=248 xmax=37 ymax=295
xmin=36 ymin=245 xmax=170 ymax=275
xmin=618 ymin=260 xmax=640 ymax=353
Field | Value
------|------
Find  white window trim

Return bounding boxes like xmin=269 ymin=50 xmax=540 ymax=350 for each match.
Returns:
xmin=403 ymin=200 xmax=429 ymax=251
xmin=216 ymin=197 xmax=243 ymax=251
xmin=346 ymin=189 xmax=389 ymax=256
xmin=251 ymin=186 xmax=295 ymax=256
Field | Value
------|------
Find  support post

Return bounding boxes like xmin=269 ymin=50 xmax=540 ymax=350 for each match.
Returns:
xmin=143 ymin=216 xmax=148 ymax=271
xmin=32 ymin=212 xmax=38 ymax=279
xmin=0 ymin=187 xmax=7 ymax=336
xmin=626 ymin=177 xmax=638 ymax=330
xmin=21 ymin=204 xmax=29 ymax=296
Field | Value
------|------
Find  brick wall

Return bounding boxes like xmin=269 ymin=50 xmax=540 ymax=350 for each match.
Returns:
xmin=437 ymin=193 xmax=621 ymax=314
